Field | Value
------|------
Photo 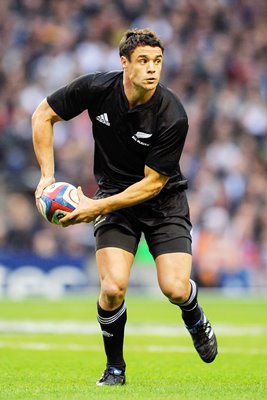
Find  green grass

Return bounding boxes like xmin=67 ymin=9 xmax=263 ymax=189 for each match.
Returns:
xmin=0 ymin=294 xmax=267 ymax=399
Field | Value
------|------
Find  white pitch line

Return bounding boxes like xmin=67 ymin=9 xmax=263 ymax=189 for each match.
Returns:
xmin=0 ymin=320 xmax=266 ymax=336
xmin=0 ymin=341 xmax=266 ymax=355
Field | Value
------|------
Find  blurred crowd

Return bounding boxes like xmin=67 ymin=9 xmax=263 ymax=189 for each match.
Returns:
xmin=1 ymin=0 xmax=267 ymax=287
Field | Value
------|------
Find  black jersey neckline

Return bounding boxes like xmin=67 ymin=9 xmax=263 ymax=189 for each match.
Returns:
xmin=118 ymin=74 xmax=161 ymax=114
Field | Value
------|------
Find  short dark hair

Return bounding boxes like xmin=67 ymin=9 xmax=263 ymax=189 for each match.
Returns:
xmin=119 ymin=28 xmax=164 ymax=60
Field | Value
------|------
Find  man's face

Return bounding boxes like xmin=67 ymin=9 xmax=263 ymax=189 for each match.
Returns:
xmin=121 ymin=45 xmax=163 ymax=92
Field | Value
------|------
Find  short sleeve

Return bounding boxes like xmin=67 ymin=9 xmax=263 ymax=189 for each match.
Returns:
xmin=146 ymin=117 xmax=188 ymax=176
xmin=47 ymin=74 xmax=96 ymax=121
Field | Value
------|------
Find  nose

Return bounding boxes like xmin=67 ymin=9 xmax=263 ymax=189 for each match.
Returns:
xmin=147 ymin=61 xmax=156 ymax=73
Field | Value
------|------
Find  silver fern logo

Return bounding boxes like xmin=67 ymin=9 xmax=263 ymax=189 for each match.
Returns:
xmin=132 ymin=131 xmax=152 ymax=146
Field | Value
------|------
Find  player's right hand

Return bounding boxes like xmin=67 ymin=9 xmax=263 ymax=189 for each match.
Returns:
xmin=35 ymin=176 xmax=55 ymax=213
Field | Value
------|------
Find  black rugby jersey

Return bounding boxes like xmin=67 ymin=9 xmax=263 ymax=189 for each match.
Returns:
xmin=47 ymin=71 xmax=188 ymax=194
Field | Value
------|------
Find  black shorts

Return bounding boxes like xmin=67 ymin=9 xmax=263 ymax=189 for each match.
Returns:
xmin=93 ymin=190 xmax=192 ymax=259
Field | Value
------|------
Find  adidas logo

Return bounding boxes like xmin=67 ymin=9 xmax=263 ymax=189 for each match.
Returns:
xmin=94 ymin=215 xmax=106 ymax=227
xmin=102 ymin=330 xmax=114 ymax=337
xmin=96 ymin=113 xmax=110 ymax=126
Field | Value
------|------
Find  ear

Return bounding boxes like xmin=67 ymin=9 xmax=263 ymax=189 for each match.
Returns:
xmin=120 ymin=56 xmax=128 ymax=69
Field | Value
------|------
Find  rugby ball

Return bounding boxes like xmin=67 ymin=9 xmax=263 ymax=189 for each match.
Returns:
xmin=39 ymin=182 xmax=79 ymax=225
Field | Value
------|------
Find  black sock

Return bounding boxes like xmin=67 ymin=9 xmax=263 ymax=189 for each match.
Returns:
xmin=97 ymin=301 xmax=127 ymax=371
xmin=172 ymin=279 xmax=202 ymax=327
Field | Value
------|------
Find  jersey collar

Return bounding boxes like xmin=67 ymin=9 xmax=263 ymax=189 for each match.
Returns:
xmin=118 ymin=75 xmax=160 ymax=113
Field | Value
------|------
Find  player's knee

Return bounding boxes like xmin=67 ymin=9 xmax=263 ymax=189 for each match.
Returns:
xmin=161 ymin=280 xmax=189 ymax=304
xmin=100 ymin=280 xmax=127 ymax=308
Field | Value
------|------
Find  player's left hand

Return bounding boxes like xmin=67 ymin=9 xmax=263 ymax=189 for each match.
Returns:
xmin=59 ymin=187 xmax=98 ymax=227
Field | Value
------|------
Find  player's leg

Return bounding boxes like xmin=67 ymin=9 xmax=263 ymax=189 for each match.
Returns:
xmin=155 ymin=251 xmax=217 ymax=363
xmin=155 ymin=251 xmax=201 ymax=325
xmin=95 ymin=225 xmax=139 ymax=386
xmin=96 ymin=246 xmax=133 ymax=385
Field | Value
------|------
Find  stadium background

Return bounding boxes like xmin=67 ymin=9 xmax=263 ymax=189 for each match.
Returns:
xmin=1 ymin=0 xmax=267 ymax=297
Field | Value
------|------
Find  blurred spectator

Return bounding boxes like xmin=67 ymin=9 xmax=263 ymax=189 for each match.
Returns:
xmin=1 ymin=0 xmax=267 ymax=288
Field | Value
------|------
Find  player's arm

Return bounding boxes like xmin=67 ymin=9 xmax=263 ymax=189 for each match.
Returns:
xmin=60 ymin=165 xmax=169 ymax=226
xmin=32 ymin=98 xmax=62 ymax=207
xmin=98 ymin=165 xmax=169 ymax=211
